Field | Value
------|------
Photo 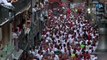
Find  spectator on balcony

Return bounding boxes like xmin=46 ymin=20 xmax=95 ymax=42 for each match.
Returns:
xmin=12 ymin=28 xmax=19 ymax=51
xmin=0 ymin=0 xmax=14 ymax=9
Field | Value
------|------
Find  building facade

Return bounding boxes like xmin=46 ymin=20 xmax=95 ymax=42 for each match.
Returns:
xmin=0 ymin=0 xmax=31 ymax=60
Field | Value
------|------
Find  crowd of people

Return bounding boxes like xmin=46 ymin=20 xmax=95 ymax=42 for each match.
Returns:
xmin=28 ymin=1 xmax=99 ymax=60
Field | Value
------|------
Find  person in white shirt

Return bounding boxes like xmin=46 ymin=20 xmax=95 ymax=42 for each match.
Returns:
xmin=46 ymin=31 xmax=50 ymax=35
xmin=85 ymin=40 xmax=89 ymax=44
xmin=88 ymin=47 xmax=92 ymax=54
xmin=61 ymin=46 xmax=65 ymax=54
xmin=12 ymin=30 xmax=19 ymax=51
xmin=67 ymin=37 xmax=73 ymax=44
xmin=91 ymin=33 xmax=95 ymax=39
xmin=70 ymin=47 xmax=74 ymax=54
xmin=12 ymin=32 xmax=18 ymax=39
xmin=30 ymin=48 xmax=36 ymax=56
xmin=36 ymin=53 xmax=43 ymax=60
xmin=44 ymin=0 xmax=48 ymax=5
xmin=93 ymin=46 xmax=97 ymax=52
xmin=54 ymin=54 xmax=59 ymax=60
xmin=46 ymin=36 xmax=52 ymax=43
xmin=0 ymin=0 xmax=15 ymax=9
xmin=36 ymin=51 xmax=43 ymax=60
xmin=68 ymin=34 xmax=72 ymax=38
xmin=91 ymin=55 xmax=98 ymax=60
xmin=53 ymin=46 xmax=58 ymax=52
xmin=76 ymin=50 xmax=81 ymax=55
xmin=74 ymin=40 xmax=79 ymax=45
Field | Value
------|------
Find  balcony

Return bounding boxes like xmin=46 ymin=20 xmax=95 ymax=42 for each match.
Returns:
xmin=18 ymin=29 xmax=29 ymax=50
xmin=0 ymin=0 xmax=31 ymax=27
xmin=0 ymin=28 xmax=29 ymax=60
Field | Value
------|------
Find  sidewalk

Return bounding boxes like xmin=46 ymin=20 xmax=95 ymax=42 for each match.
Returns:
xmin=6 ymin=49 xmax=23 ymax=60
xmin=0 ymin=43 xmax=23 ymax=60
xmin=0 ymin=43 xmax=14 ymax=60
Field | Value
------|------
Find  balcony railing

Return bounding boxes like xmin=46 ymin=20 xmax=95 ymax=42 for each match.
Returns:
xmin=0 ymin=5 xmax=14 ymax=26
xmin=0 ymin=0 xmax=31 ymax=26
xmin=18 ymin=29 xmax=28 ymax=50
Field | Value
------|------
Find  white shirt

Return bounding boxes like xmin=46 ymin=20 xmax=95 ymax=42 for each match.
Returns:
xmin=80 ymin=40 xmax=83 ymax=45
xmin=29 ymin=50 xmax=31 ymax=54
xmin=40 ymin=2 xmax=44 ymax=8
xmin=12 ymin=32 xmax=18 ymax=39
xmin=68 ymin=34 xmax=72 ymax=38
xmin=76 ymin=20 xmax=79 ymax=25
xmin=91 ymin=56 xmax=98 ymax=60
xmin=60 ymin=30 xmax=64 ymax=34
xmin=67 ymin=37 xmax=73 ymax=44
xmin=61 ymin=47 xmax=65 ymax=53
xmin=88 ymin=49 xmax=92 ymax=54
xmin=74 ymin=41 xmax=79 ymax=45
xmin=46 ymin=36 xmax=52 ymax=41
xmin=36 ymin=54 xmax=43 ymax=60
xmin=1 ymin=0 xmax=13 ymax=6
xmin=86 ymin=45 xmax=89 ymax=51
xmin=70 ymin=48 xmax=74 ymax=54
xmin=42 ymin=50 xmax=46 ymax=54
xmin=76 ymin=33 xmax=79 ymax=39
xmin=91 ymin=33 xmax=95 ymax=39
xmin=53 ymin=47 xmax=58 ymax=51
xmin=93 ymin=46 xmax=97 ymax=51
xmin=53 ymin=33 xmax=56 ymax=38
xmin=85 ymin=40 xmax=89 ymax=44
xmin=0 ymin=0 xmax=2 ymax=3
xmin=76 ymin=50 xmax=80 ymax=55
xmin=25 ymin=28 xmax=30 ymax=34
xmin=32 ymin=8 xmax=37 ymax=12
xmin=64 ymin=15 xmax=66 ymax=19
xmin=55 ymin=25 xmax=59 ymax=29
xmin=46 ymin=31 xmax=50 ymax=35
xmin=35 ymin=49 xmax=38 ymax=54
xmin=54 ymin=55 xmax=59 ymax=60
xmin=31 ymin=51 xmax=36 ymax=56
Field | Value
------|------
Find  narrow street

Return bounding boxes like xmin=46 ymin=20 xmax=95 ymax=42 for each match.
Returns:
xmin=0 ymin=0 xmax=107 ymax=60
